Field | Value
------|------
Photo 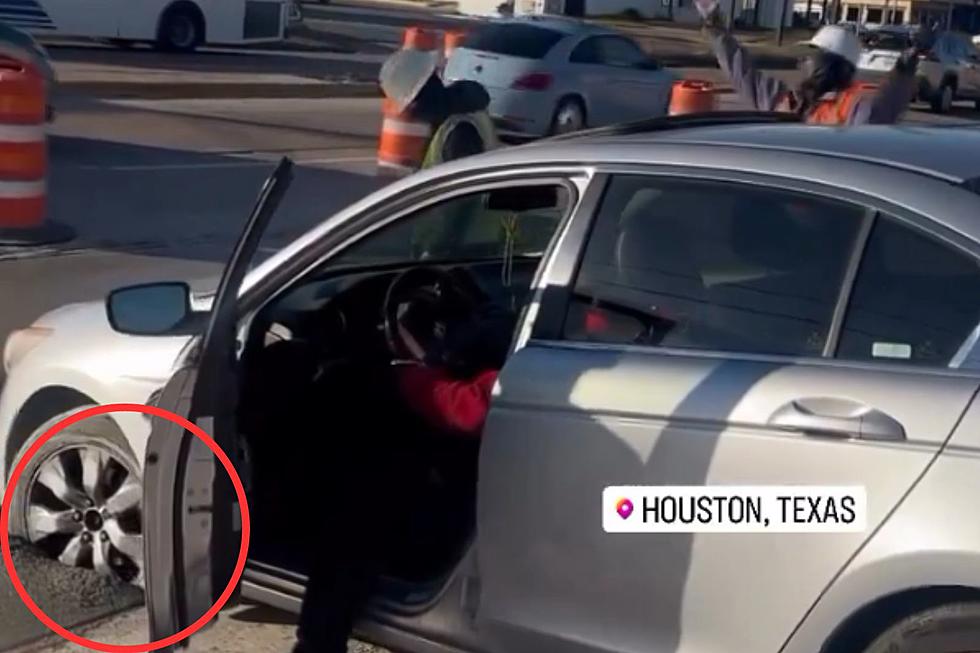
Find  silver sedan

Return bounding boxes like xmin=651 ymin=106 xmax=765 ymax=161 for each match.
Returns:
xmin=4 ymin=115 xmax=980 ymax=653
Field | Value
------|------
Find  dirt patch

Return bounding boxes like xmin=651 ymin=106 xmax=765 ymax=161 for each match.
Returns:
xmin=0 ymin=538 xmax=143 ymax=651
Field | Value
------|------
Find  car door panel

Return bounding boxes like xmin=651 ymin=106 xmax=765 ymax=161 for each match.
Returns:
xmin=477 ymin=343 xmax=976 ymax=653
xmin=142 ymin=159 xmax=293 ymax=650
xmin=143 ymin=367 xmax=241 ymax=642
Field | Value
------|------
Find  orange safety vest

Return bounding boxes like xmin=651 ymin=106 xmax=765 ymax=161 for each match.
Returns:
xmin=806 ymin=83 xmax=866 ymax=124
xmin=774 ymin=82 xmax=873 ymax=125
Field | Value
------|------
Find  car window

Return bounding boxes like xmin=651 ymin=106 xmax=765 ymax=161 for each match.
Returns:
xmin=569 ymin=36 xmax=600 ymax=64
xmin=329 ymin=185 xmax=570 ymax=267
xmin=463 ymin=24 xmax=564 ymax=59
xmin=836 ymin=214 xmax=980 ymax=367
xmin=594 ymin=36 xmax=648 ymax=67
xmin=562 ymin=176 xmax=865 ymax=357
xmin=860 ymin=30 xmax=912 ymax=51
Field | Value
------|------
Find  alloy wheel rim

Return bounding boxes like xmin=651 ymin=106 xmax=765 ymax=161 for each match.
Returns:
xmin=25 ymin=443 xmax=143 ymax=585
xmin=555 ymin=104 xmax=582 ymax=133
xmin=170 ymin=16 xmax=195 ymax=48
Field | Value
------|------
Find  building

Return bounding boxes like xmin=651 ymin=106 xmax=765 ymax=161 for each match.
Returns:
xmin=473 ymin=0 xmax=794 ymax=27
xmin=795 ymin=0 xmax=980 ymax=32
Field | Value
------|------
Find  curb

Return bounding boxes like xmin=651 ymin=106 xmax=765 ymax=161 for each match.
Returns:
xmin=0 ymin=221 xmax=75 ymax=248
xmin=58 ymin=81 xmax=383 ymax=100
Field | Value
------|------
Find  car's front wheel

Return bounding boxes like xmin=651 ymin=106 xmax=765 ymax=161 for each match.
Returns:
xmin=7 ymin=408 xmax=144 ymax=586
xmin=861 ymin=603 xmax=980 ymax=652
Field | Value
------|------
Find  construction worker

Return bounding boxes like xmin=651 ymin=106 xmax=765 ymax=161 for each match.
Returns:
xmin=695 ymin=0 xmax=923 ymax=124
xmin=379 ymin=47 xmax=498 ymax=170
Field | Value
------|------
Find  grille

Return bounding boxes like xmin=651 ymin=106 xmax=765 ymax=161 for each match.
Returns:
xmin=244 ymin=0 xmax=282 ymax=39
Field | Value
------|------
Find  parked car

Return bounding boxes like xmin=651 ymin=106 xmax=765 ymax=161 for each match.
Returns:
xmin=858 ymin=26 xmax=980 ymax=113
xmin=6 ymin=114 xmax=980 ymax=653
xmin=443 ymin=16 xmax=675 ymax=138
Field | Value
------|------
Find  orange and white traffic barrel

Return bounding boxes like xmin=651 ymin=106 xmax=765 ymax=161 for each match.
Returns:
xmin=403 ymin=26 xmax=439 ymax=51
xmin=443 ymin=29 xmax=466 ymax=63
xmin=377 ymin=97 xmax=433 ymax=176
xmin=668 ymin=79 xmax=718 ymax=115
xmin=0 ymin=58 xmax=72 ymax=246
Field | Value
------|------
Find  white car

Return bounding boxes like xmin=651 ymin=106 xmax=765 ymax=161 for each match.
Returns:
xmin=857 ymin=26 xmax=980 ymax=113
xmin=443 ymin=16 xmax=676 ymax=138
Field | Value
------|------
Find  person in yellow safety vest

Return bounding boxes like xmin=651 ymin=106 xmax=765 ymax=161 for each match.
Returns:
xmin=379 ymin=47 xmax=498 ymax=170
xmin=694 ymin=0 xmax=926 ymax=125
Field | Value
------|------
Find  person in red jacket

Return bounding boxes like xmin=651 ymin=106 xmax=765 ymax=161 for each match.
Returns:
xmin=395 ymin=363 xmax=498 ymax=437
xmin=292 ymin=293 xmax=503 ymax=653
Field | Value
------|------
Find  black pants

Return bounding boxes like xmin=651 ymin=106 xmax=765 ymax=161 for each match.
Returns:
xmin=294 ymin=390 xmax=425 ymax=652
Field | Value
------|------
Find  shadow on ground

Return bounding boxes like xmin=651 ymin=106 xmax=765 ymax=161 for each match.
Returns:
xmin=47 ymin=135 xmax=386 ymax=264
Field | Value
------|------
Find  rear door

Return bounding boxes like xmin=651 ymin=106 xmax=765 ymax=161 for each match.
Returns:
xmin=476 ymin=171 xmax=980 ymax=653
xmin=592 ymin=36 xmax=672 ymax=121
xmin=954 ymin=35 xmax=980 ymax=97
xmin=142 ymin=158 xmax=293 ymax=649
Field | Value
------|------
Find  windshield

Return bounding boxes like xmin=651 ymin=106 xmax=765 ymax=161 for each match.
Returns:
xmin=463 ymin=23 xmax=564 ymax=59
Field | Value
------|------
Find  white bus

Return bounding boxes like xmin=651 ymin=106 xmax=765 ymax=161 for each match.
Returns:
xmin=1 ymin=0 xmax=293 ymax=51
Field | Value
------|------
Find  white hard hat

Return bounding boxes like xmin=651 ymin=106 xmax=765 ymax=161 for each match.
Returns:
xmin=800 ymin=25 xmax=861 ymax=66
xmin=379 ymin=48 xmax=441 ymax=113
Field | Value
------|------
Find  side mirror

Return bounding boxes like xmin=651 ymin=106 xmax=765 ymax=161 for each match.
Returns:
xmin=106 ymin=282 xmax=192 ymax=335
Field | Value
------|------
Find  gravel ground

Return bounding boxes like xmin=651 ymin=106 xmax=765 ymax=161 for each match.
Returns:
xmin=0 ymin=538 xmax=144 ymax=651
xmin=0 ymin=539 xmax=385 ymax=653
xmin=6 ymin=602 xmax=388 ymax=653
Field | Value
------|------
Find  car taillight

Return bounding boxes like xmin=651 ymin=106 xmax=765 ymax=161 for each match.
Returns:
xmin=512 ymin=72 xmax=553 ymax=91
xmin=0 ymin=55 xmax=24 ymax=72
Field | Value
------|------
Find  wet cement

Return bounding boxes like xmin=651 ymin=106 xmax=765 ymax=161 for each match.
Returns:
xmin=0 ymin=537 xmax=144 ymax=651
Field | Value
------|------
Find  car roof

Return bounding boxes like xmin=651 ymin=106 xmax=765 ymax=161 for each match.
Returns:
xmin=487 ymin=14 xmax=613 ymax=35
xmin=644 ymin=123 xmax=980 ymax=181
xmin=460 ymin=122 xmax=980 ymax=183
xmin=248 ymin=120 xmax=980 ymax=297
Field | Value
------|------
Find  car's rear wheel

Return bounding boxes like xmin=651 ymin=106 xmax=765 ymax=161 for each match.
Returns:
xmin=157 ymin=5 xmax=204 ymax=52
xmin=7 ymin=408 xmax=143 ymax=586
xmin=931 ymin=81 xmax=954 ymax=114
xmin=550 ymin=97 xmax=586 ymax=136
xmin=861 ymin=603 xmax=980 ymax=652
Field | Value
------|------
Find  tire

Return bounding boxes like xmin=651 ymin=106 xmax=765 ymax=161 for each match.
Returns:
xmin=862 ymin=602 xmax=980 ymax=653
xmin=930 ymin=82 xmax=954 ymax=114
xmin=157 ymin=5 xmax=204 ymax=52
xmin=549 ymin=97 xmax=586 ymax=136
xmin=6 ymin=407 xmax=144 ymax=586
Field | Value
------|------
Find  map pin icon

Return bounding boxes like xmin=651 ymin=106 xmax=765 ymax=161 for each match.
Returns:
xmin=616 ymin=498 xmax=634 ymax=520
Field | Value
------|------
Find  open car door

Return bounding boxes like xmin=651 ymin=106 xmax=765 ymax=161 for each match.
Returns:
xmin=139 ymin=158 xmax=293 ymax=650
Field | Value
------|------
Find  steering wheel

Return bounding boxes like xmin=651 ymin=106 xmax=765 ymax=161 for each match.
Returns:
xmin=383 ymin=266 xmax=486 ymax=364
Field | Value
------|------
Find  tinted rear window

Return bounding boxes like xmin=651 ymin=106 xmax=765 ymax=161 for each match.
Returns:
xmin=860 ymin=31 xmax=913 ymax=50
xmin=464 ymin=24 xmax=564 ymax=59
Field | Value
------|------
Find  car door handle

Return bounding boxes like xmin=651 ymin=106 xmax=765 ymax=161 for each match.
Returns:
xmin=768 ymin=397 xmax=906 ymax=442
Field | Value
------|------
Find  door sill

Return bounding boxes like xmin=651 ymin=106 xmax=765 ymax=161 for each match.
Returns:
xmin=242 ymin=559 xmax=456 ymax=617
